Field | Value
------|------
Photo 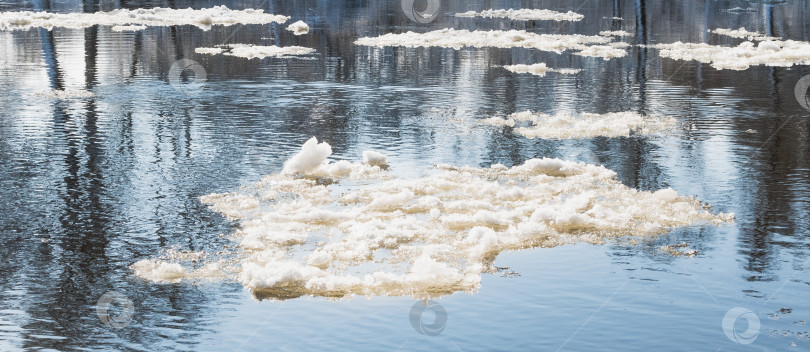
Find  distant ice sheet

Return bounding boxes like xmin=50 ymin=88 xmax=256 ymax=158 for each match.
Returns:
xmin=456 ymin=8 xmax=584 ymax=22
xmin=481 ymin=111 xmax=677 ymax=139
xmin=0 ymin=6 xmax=288 ymax=31
xmin=356 ymin=29 xmax=628 ymax=59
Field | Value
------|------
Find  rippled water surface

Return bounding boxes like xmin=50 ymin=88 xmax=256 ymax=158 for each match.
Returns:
xmin=1 ymin=0 xmax=810 ymax=350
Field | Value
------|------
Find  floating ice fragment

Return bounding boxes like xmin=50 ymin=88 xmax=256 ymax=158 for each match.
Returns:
xmin=0 ymin=6 xmax=289 ymax=31
xmin=599 ymin=30 xmax=631 ymax=37
xmin=502 ymin=63 xmax=581 ymax=77
xmin=286 ymin=20 xmax=309 ymax=35
xmin=194 ymin=47 xmax=224 ymax=55
xmin=131 ymin=259 xmax=187 ymax=283
xmin=282 ymin=137 xmax=332 ymax=175
xmin=710 ymin=27 xmax=779 ymax=41
xmin=362 ymin=150 xmax=388 ymax=167
xmin=355 ymin=29 xmax=625 ymax=59
xmin=652 ymin=39 xmax=810 ymax=70
xmin=481 ymin=111 xmax=676 ymax=139
xmin=128 ymin=137 xmax=734 ymax=299
xmin=111 ymin=25 xmax=146 ymax=32
xmin=194 ymin=44 xmax=315 ymax=59
xmin=456 ymin=8 xmax=584 ymax=22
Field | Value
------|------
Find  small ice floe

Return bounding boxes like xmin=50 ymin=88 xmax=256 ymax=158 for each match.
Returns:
xmin=286 ymin=20 xmax=309 ymax=35
xmin=658 ymin=241 xmax=698 ymax=257
xmin=455 ymin=8 xmax=584 ymax=22
xmin=599 ymin=30 xmax=632 ymax=37
xmin=724 ymin=7 xmax=757 ymax=14
xmin=34 ymin=89 xmax=95 ymax=99
xmin=355 ymin=28 xmax=627 ymax=59
xmin=502 ymin=63 xmax=581 ymax=77
xmin=710 ymin=27 xmax=780 ymax=41
xmin=131 ymin=259 xmax=187 ymax=283
xmin=0 ymin=6 xmax=289 ymax=31
xmin=652 ymin=38 xmax=810 ymax=70
xmin=131 ymin=138 xmax=733 ymax=299
xmin=480 ymin=111 xmax=676 ymax=139
xmin=194 ymin=44 xmax=315 ymax=59
xmin=111 ymin=25 xmax=147 ymax=32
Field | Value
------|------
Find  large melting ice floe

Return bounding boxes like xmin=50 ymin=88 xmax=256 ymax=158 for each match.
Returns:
xmin=481 ymin=111 xmax=676 ymax=139
xmin=133 ymin=137 xmax=731 ymax=300
xmin=355 ymin=28 xmax=628 ymax=59
xmin=652 ymin=27 xmax=810 ymax=70
xmin=0 ymin=6 xmax=288 ymax=31
xmin=456 ymin=8 xmax=584 ymax=22
xmin=195 ymin=44 xmax=315 ymax=59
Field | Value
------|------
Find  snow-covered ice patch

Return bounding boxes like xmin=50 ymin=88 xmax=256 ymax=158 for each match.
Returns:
xmin=503 ymin=63 xmax=581 ymax=77
xmin=195 ymin=44 xmax=315 ymax=59
xmin=286 ymin=20 xmax=309 ymax=35
xmin=481 ymin=111 xmax=676 ymax=139
xmin=0 ymin=6 xmax=288 ymax=31
xmin=134 ymin=138 xmax=731 ymax=300
xmin=455 ymin=8 xmax=584 ymax=22
xmin=355 ymin=28 xmax=626 ymax=59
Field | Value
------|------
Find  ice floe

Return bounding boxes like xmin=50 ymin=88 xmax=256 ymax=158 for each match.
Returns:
xmin=355 ymin=28 xmax=627 ymax=59
xmin=286 ymin=20 xmax=309 ymax=35
xmin=0 ymin=6 xmax=288 ymax=31
xmin=502 ymin=63 xmax=581 ymax=77
xmin=455 ymin=8 xmax=584 ymax=22
xmin=481 ymin=111 xmax=676 ymax=139
xmin=134 ymin=138 xmax=731 ymax=299
xmin=652 ymin=39 xmax=810 ymax=70
xmin=599 ymin=30 xmax=632 ymax=37
xmin=194 ymin=44 xmax=315 ymax=59
xmin=710 ymin=27 xmax=779 ymax=41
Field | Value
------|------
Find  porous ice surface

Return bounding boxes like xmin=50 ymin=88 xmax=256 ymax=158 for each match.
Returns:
xmin=0 ymin=6 xmax=288 ymax=31
xmin=133 ymin=138 xmax=732 ymax=299
xmin=481 ymin=111 xmax=677 ymax=139
xmin=194 ymin=44 xmax=315 ymax=59
xmin=455 ymin=8 xmax=584 ymax=22
xmin=355 ymin=28 xmax=627 ymax=59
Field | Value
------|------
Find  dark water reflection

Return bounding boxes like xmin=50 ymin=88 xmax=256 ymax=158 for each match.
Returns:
xmin=1 ymin=0 xmax=809 ymax=350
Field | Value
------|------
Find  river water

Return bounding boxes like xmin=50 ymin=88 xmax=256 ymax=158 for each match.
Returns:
xmin=1 ymin=0 xmax=809 ymax=350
